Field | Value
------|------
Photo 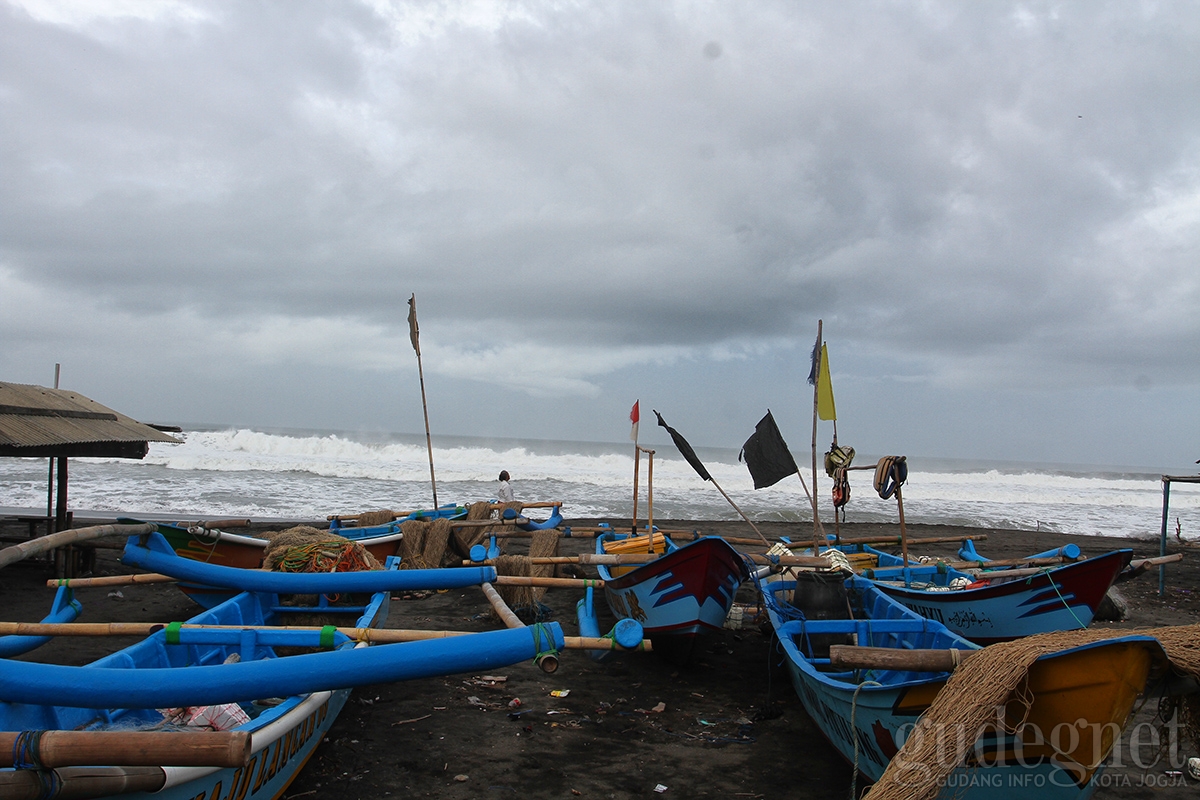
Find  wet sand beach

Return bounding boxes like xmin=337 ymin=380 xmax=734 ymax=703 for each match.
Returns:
xmin=3 ymin=518 xmax=1198 ymax=799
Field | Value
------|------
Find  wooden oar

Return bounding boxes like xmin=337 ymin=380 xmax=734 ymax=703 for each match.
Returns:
xmin=0 ymin=730 xmax=250 ymax=768
xmin=0 ymin=523 xmax=155 ymax=570
xmin=829 ymin=644 xmax=975 ymax=672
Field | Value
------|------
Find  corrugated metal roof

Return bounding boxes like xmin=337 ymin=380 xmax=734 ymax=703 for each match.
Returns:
xmin=0 ymin=382 xmax=181 ymax=458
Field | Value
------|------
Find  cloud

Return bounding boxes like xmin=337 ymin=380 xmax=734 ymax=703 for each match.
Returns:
xmin=1 ymin=0 xmax=1198 ymax=465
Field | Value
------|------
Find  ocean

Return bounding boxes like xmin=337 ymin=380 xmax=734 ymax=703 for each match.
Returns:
xmin=2 ymin=426 xmax=1197 ymax=541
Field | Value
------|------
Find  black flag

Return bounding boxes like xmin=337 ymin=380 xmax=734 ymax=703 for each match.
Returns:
xmin=653 ymin=410 xmax=712 ymax=482
xmin=739 ymin=410 xmax=798 ymax=489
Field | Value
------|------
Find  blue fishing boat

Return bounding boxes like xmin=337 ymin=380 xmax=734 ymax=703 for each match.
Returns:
xmin=122 ymin=532 xmax=499 ymax=596
xmin=828 ymin=540 xmax=1133 ymax=644
xmin=0 ymin=560 xmax=565 ymax=799
xmin=593 ymin=531 xmax=748 ymax=662
xmin=756 ymin=567 xmax=1163 ymax=797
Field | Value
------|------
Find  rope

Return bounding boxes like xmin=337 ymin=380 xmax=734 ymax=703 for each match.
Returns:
xmin=12 ymin=730 xmax=42 ymax=769
xmin=849 ymin=681 xmax=882 ymax=799
xmin=531 ymin=622 xmax=559 ymax=661
xmin=1032 ymin=570 xmax=1089 ymax=629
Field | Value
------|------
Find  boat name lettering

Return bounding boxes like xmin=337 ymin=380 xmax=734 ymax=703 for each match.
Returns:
xmin=251 ymin=699 xmax=330 ymax=794
xmin=945 ymin=610 xmax=993 ymax=630
xmin=901 ymin=603 xmax=945 ymax=624
xmin=795 ymin=679 xmax=888 ymax=768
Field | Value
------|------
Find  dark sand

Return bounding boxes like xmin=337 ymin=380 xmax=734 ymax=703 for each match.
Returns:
xmin=3 ymin=519 xmax=1198 ymax=799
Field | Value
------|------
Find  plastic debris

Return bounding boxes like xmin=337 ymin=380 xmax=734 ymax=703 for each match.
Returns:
xmin=550 ymin=689 xmax=570 ymax=698
xmin=654 ymin=784 xmax=668 ymax=793
xmin=651 ymin=702 xmax=666 ymax=713
xmin=1188 ymin=757 xmax=1200 ymax=780
xmin=508 ymin=698 xmax=522 ymax=709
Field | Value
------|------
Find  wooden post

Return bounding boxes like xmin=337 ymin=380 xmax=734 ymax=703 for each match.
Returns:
xmin=646 ymin=448 xmax=655 ymax=551
xmin=896 ymin=484 xmax=909 ymax=567
xmin=810 ymin=321 xmax=823 ymax=554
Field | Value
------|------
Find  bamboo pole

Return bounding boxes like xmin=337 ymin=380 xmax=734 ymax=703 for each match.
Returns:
xmin=0 ymin=619 xmax=653 ymax=655
xmin=632 ymin=441 xmax=641 ymax=536
xmin=646 ymin=448 xmax=655 ymax=549
xmin=810 ymin=320 xmax=823 ymax=552
xmin=0 ymin=766 xmax=166 ymax=799
xmin=896 ymin=484 xmax=910 ymax=567
xmin=821 ymin=534 xmax=988 ymax=547
xmin=407 ymin=294 xmax=438 ymax=509
xmin=0 ymin=730 xmax=250 ymax=768
xmin=47 ymin=572 xmax=177 ymax=589
xmin=0 ymin=523 xmax=154 ymax=570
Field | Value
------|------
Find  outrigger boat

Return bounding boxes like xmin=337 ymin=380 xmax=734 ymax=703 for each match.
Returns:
xmin=0 ymin=559 xmax=565 ymax=800
xmin=126 ymin=503 xmax=563 ymax=607
xmin=591 ymin=530 xmax=749 ymax=662
xmin=829 ymin=539 xmax=1133 ymax=644
xmin=755 ymin=566 xmax=1166 ymax=798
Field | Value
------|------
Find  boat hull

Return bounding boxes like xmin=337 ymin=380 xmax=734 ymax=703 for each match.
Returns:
xmin=758 ymin=572 xmax=1159 ymax=798
xmin=854 ymin=546 xmax=1132 ymax=644
xmin=597 ymin=535 xmax=748 ymax=660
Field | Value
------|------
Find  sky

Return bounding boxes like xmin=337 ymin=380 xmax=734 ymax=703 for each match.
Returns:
xmin=1 ymin=1 xmax=1198 ymax=472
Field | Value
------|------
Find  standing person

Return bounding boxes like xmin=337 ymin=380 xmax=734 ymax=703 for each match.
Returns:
xmin=497 ymin=470 xmax=515 ymax=503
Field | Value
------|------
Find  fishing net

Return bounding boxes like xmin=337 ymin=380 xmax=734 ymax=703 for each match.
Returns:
xmin=398 ymin=517 xmax=453 ymax=569
xmin=492 ymin=529 xmax=560 ymax=618
xmin=261 ymin=527 xmax=382 ymax=573
xmin=352 ymin=509 xmax=395 ymax=527
xmin=864 ymin=623 xmax=1200 ymax=800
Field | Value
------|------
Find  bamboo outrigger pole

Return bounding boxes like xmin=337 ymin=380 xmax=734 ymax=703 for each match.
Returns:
xmin=407 ymin=294 xmax=438 ymax=509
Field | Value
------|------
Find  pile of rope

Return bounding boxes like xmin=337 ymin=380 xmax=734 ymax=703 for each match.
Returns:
xmin=397 ymin=517 xmax=453 ymax=569
xmin=261 ymin=526 xmax=381 ymax=573
xmin=493 ymin=529 xmax=560 ymax=619
xmin=864 ymin=623 xmax=1200 ymax=800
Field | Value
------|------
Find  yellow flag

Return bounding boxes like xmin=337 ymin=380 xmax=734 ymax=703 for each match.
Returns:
xmin=816 ymin=344 xmax=837 ymax=421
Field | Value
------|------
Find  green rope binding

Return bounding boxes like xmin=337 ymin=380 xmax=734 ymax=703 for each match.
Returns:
xmin=530 ymin=622 xmax=559 ymax=660
xmin=319 ymin=625 xmax=338 ymax=650
xmin=165 ymin=621 xmax=183 ymax=645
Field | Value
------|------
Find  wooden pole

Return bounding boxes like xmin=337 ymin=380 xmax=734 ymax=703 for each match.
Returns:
xmin=632 ymin=438 xmax=641 ymax=536
xmin=408 ymin=294 xmax=438 ymax=509
xmin=0 ymin=730 xmax=250 ymax=768
xmin=646 ymin=448 xmax=654 ymax=552
xmin=820 ymin=534 xmax=987 ymax=547
xmin=707 ymin=478 xmax=770 ymax=546
xmin=810 ymin=321 xmax=823 ymax=553
xmin=0 ymin=766 xmax=166 ymax=799
xmin=0 ymin=523 xmax=154 ymax=570
xmin=0 ymin=620 xmax=652 ymax=653
xmin=896 ymin=485 xmax=909 ymax=567
xmin=829 ymin=644 xmax=975 ymax=673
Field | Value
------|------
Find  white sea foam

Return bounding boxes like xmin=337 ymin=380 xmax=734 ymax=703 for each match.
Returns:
xmin=1 ymin=426 xmax=1196 ymax=539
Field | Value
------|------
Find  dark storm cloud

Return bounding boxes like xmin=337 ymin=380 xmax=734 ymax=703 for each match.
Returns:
xmin=1 ymin=0 xmax=1197 ymax=464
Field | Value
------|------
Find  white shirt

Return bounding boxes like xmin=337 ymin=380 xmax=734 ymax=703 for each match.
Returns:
xmin=497 ymin=481 xmax=515 ymax=503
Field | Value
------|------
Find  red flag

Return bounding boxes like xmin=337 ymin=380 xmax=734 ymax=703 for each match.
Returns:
xmin=630 ymin=400 xmax=640 ymax=442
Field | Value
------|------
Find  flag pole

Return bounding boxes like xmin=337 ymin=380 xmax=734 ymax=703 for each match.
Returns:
xmin=711 ymin=478 xmax=770 ymax=546
xmin=810 ymin=320 xmax=823 ymax=554
xmin=645 ymin=448 xmax=655 ymax=553
xmin=407 ymin=294 xmax=438 ymax=509
xmin=630 ymin=401 xmax=641 ymax=535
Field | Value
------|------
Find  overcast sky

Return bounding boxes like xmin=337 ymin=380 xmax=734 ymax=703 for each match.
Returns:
xmin=2 ymin=1 xmax=1198 ymax=471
